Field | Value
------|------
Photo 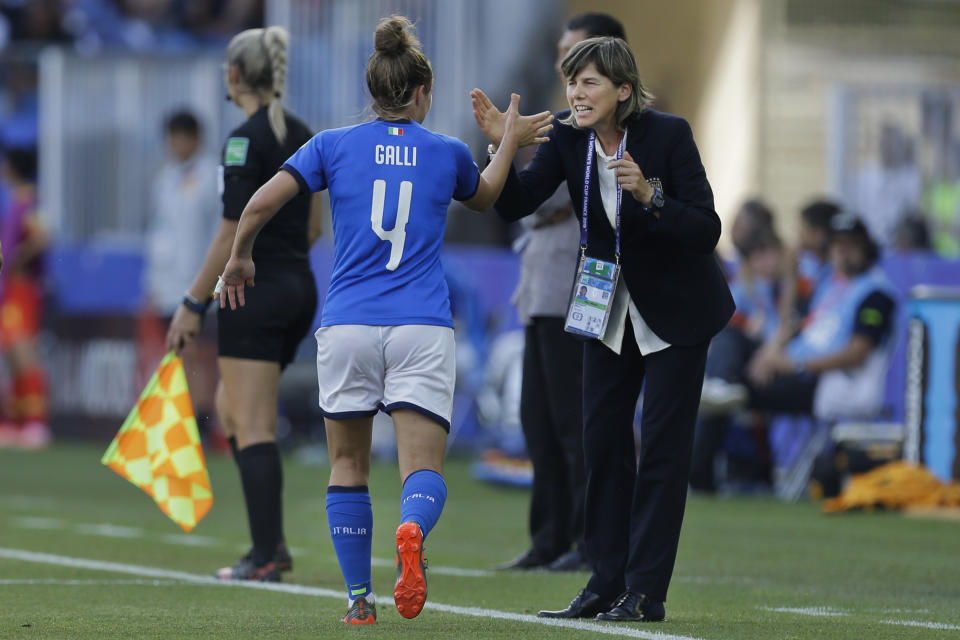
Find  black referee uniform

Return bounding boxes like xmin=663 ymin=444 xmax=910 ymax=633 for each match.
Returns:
xmin=218 ymin=105 xmax=318 ymax=366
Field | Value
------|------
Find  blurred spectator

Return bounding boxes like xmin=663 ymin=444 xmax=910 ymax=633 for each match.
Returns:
xmin=0 ymin=146 xmax=51 ymax=449
xmin=0 ymin=0 xmax=72 ymax=43
xmin=730 ymin=198 xmax=774 ymax=263
xmin=0 ymin=0 xmax=263 ymax=52
xmin=892 ymin=213 xmax=932 ymax=252
xmin=498 ymin=11 xmax=627 ymax=574
xmin=0 ymin=58 xmax=39 ymax=149
xmin=138 ymin=109 xmax=219 ymax=435
xmin=853 ymin=122 xmax=922 ymax=247
xmin=922 ymin=140 xmax=960 ymax=257
xmin=143 ymin=110 xmax=219 ymax=316
xmin=692 ymin=225 xmax=784 ymax=492
xmin=794 ymin=199 xmax=841 ymax=303
xmin=768 ymin=199 xmax=842 ymax=350
xmin=702 ymin=214 xmax=898 ymax=423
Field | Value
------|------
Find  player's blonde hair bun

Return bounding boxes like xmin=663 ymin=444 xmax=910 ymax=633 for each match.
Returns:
xmin=366 ymin=15 xmax=433 ymax=118
xmin=374 ymin=15 xmax=420 ymax=56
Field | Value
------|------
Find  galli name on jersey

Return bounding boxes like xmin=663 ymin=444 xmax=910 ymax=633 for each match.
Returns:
xmin=375 ymin=144 xmax=417 ymax=167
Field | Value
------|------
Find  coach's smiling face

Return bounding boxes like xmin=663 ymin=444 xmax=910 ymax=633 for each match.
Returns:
xmin=566 ymin=62 xmax=630 ymax=132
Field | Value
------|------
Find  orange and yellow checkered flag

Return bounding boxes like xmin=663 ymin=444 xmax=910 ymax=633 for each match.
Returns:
xmin=101 ymin=352 xmax=213 ymax=532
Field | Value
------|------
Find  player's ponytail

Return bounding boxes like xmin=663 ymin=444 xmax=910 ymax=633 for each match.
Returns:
xmin=262 ymin=26 xmax=289 ymax=145
xmin=225 ymin=26 xmax=290 ymax=144
xmin=366 ymin=15 xmax=433 ymax=119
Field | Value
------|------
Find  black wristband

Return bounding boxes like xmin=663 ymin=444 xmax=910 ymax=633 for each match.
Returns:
xmin=182 ymin=293 xmax=212 ymax=314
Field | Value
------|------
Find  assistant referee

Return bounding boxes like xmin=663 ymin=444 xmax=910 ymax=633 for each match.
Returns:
xmin=165 ymin=25 xmax=320 ymax=582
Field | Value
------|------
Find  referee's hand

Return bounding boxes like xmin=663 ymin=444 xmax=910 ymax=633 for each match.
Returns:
xmin=219 ymin=256 xmax=256 ymax=310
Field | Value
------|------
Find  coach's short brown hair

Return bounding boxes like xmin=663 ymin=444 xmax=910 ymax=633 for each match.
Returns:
xmin=560 ymin=36 xmax=653 ymax=130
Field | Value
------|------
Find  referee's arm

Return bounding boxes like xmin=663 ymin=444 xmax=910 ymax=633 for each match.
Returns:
xmin=185 ymin=218 xmax=239 ymax=302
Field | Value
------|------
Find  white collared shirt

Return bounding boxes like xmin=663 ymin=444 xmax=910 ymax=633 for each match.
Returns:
xmin=594 ymin=134 xmax=671 ymax=356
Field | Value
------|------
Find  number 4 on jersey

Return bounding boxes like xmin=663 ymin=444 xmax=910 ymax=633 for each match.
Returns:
xmin=370 ymin=179 xmax=412 ymax=271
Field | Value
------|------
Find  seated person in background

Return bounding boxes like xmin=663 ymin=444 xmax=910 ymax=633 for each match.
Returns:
xmin=726 ymin=198 xmax=774 ymax=279
xmin=741 ymin=199 xmax=841 ymax=376
xmin=891 ymin=213 xmax=932 ymax=252
xmin=692 ymin=223 xmax=784 ymax=492
xmin=792 ymin=199 xmax=840 ymax=317
xmin=741 ymin=214 xmax=898 ymax=422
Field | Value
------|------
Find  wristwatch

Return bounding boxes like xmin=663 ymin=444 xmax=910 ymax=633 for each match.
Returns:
xmin=641 ymin=187 xmax=665 ymax=213
xmin=182 ymin=292 xmax=211 ymax=314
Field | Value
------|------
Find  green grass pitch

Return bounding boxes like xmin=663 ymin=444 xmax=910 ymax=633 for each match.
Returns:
xmin=1 ymin=443 xmax=958 ymax=639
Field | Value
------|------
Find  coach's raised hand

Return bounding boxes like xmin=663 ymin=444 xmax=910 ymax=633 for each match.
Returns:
xmin=471 ymin=88 xmax=552 ymax=148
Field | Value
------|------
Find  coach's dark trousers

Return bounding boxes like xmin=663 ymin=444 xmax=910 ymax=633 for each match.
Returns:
xmin=521 ymin=316 xmax=585 ymax=560
xmin=582 ymin=321 xmax=709 ymax=603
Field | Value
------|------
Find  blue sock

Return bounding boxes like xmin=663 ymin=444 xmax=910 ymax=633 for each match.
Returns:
xmin=326 ymin=486 xmax=373 ymax=601
xmin=400 ymin=469 xmax=447 ymax=539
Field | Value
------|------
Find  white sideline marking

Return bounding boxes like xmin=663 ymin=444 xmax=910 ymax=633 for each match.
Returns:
xmin=0 ymin=495 xmax=59 ymax=510
xmin=0 ymin=547 xmax=707 ymax=640
xmin=880 ymin=620 xmax=960 ymax=631
xmin=0 ymin=579 xmax=187 ymax=586
xmin=75 ymin=524 xmax=143 ymax=538
xmin=10 ymin=516 xmax=495 ymax=579
xmin=159 ymin=534 xmax=219 ymax=547
xmin=9 ymin=516 xmax=758 ymax=585
xmin=12 ymin=516 xmax=63 ymax=530
xmin=762 ymin=606 xmax=847 ymax=617
xmin=764 ymin=606 xmax=960 ymax=631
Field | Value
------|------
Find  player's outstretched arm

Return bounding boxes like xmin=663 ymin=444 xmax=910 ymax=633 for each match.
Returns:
xmin=218 ymin=171 xmax=300 ymax=310
xmin=464 ymin=93 xmax=552 ymax=212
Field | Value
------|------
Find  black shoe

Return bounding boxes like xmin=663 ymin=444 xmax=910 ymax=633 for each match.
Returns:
xmin=538 ymin=589 xmax=611 ymax=619
xmin=495 ymin=549 xmax=555 ymax=570
xmin=273 ymin=543 xmax=293 ymax=572
xmin=595 ymin=591 xmax=665 ymax=622
xmin=227 ymin=543 xmax=293 ymax=575
xmin=215 ymin=557 xmax=281 ymax=582
xmin=546 ymin=548 xmax=588 ymax=572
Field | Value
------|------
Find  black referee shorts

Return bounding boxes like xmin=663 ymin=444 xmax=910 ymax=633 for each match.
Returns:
xmin=217 ymin=263 xmax=318 ymax=369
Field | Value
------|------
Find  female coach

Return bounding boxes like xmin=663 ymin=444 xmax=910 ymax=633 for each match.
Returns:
xmin=166 ymin=26 xmax=321 ymax=582
xmin=472 ymin=36 xmax=734 ymax=622
xmin=217 ymin=16 xmax=552 ymax=625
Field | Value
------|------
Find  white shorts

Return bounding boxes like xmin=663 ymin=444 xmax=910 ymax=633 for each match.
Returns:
xmin=315 ymin=324 xmax=456 ymax=431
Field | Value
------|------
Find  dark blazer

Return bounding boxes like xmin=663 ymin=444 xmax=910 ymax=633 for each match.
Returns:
xmin=495 ymin=108 xmax=734 ymax=346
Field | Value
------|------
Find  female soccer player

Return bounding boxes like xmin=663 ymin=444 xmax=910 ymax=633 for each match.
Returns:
xmin=217 ymin=15 xmax=552 ymax=625
xmin=166 ymin=26 xmax=322 ymax=582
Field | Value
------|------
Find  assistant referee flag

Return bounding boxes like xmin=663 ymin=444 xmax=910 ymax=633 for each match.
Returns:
xmin=101 ymin=352 xmax=213 ymax=532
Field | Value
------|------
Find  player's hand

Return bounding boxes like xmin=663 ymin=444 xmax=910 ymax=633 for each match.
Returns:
xmin=166 ymin=305 xmax=202 ymax=354
xmin=502 ymin=93 xmax=553 ymax=149
xmin=607 ymin=151 xmax=655 ymax=212
xmin=471 ymin=89 xmax=552 ymax=148
xmin=218 ymin=255 xmax=256 ymax=310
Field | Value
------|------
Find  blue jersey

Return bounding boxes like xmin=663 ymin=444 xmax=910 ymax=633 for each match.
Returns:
xmin=282 ymin=118 xmax=480 ymax=328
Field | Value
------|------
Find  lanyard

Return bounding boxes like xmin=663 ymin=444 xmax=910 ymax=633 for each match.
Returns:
xmin=581 ymin=130 xmax=624 ymax=263
xmin=801 ymin=275 xmax=851 ymax=329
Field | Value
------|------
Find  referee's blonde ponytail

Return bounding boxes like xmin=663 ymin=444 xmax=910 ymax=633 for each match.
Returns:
xmin=226 ymin=26 xmax=290 ymax=144
xmin=262 ymin=26 xmax=289 ymax=145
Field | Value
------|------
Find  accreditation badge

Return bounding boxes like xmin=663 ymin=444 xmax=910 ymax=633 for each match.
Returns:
xmin=564 ymin=255 xmax=621 ymax=340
